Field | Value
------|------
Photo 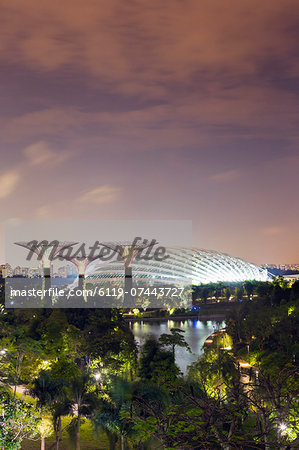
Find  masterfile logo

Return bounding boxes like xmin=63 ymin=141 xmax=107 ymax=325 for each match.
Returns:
xmin=5 ymin=220 xmax=192 ymax=308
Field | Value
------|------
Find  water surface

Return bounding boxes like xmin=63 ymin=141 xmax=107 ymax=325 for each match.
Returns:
xmin=130 ymin=318 xmax=225 ymax=375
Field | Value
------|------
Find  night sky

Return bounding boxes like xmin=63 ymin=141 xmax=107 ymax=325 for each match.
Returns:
xmin=0 ymin=0 xmax=298 ymax=264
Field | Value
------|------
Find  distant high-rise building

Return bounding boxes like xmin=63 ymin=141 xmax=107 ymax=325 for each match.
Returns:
xmin=262 ymin=263 xmax=299 ymax=271
xmin=20 ymin=267 xmax=29 ymax=277
xmin=28 ymin=267 xmax=41 ymax=278
xmin=0 ymin=263 xmax=13 ymax=278
xmin=13 ymin=266 xmax=22 ymax=276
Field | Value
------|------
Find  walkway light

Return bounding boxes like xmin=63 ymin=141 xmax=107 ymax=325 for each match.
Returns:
xmin=94 ymin=372 xmax=101 ymax=394
xmin=279 ymin=423 xmax=287 ymax=432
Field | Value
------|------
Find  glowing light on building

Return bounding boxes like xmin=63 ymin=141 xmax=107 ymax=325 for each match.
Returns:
xmin=87 ymin=247 xmax=268 ymax=285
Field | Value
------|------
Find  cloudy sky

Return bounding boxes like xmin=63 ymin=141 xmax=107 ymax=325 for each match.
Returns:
xmin=0 ymin=0 xmax=298 ymax=264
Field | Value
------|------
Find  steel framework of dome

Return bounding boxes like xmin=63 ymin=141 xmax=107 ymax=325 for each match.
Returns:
xmin=86 ymin=247 xmax=268 ymax=285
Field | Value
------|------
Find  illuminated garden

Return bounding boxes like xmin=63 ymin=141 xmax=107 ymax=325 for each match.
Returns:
xmin=0 ymin=277 xmax=298 ymax=449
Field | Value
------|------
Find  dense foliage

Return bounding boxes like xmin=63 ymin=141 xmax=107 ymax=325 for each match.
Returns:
xmin=0 ymin=278 xmax=298 ymax=448
xmin=0 ymin=390 xmax=40 ymax=449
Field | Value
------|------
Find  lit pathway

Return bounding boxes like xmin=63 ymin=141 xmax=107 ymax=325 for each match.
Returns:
xmin=204 ymin=329 xmax=257 ymax=391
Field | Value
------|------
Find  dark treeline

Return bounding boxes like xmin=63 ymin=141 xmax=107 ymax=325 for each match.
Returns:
xmin=192 ymin=277 xmax=299 ymax=304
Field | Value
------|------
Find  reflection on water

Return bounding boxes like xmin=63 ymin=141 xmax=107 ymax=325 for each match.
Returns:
xmin=130 ymin=319 xmax=225 ymax=375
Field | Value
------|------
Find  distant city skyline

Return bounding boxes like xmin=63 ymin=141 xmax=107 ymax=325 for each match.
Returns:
xmin=261 ymin=264 xmax=299 ymax=271
xmin=0 ymin=0 xmax=298 ymax=264
xmin=2 ymin=261 xmax=299 ymax=278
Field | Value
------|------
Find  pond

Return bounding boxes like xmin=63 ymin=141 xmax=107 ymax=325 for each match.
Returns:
xmin=130 ymin=318 xmax=225 ymax=375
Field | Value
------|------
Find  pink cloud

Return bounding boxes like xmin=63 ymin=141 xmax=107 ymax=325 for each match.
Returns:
xmin=210 ymin=169 xmax=240 ymax=183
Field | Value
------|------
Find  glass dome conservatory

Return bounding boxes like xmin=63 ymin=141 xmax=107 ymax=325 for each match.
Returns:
xmin=86 ymin=247 xmax=268 ymax=285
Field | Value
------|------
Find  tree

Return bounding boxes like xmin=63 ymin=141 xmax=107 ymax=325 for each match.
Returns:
xmin=138 ymin=336 xmax=180 ymax=385
xmin=29 ymin=370 xmax=61 ymax=450
xmin=67 ymin=371 xmax=98 ymax=450
xmin=256 ymin=281 xmax=272 ymax=303
xmin=93 ymin=406 xmax=119 ymax=450
xmin=127 ymin=376 xmax=249 ymax=449
xmin=93 ymin=379 xmax=133 ymax=450
xmin=52 ymin=401 xmax=73 ymax=450
xmin=243 ymin=280 xmax=255 ymax=300
xmin=188 ymin=347 xmax=237 ymax=398
xmin=30 ymin=370 xmax=71 ymax=450
xmin=0 ymin=336 xmax=43 ymax=395
xmin=214 ymin=282 xmax=224 ymax=301
xmin=226 ymin=305 xmax=246 ymax=343
xmin=36 ymin=417 xmax=52 ymax=450
xmin=128 ymin=361 xmax=299 ymax=449
xmin=235 ymin=285 xmax=244 ymax=301
xmin=123 ymin=381 xmax=170 ymax=449
xmin=223 ymin=286 xmax=231 ymax=301
xmin=159 ymin=328 xmax=191 ymax=358
xmin=241 ymin=368 xmax=299 ymax=449
xmin=0 ymin=390 xmax=40 ymax=449
xmin=290 ymin=280 xmax=299 ymax=300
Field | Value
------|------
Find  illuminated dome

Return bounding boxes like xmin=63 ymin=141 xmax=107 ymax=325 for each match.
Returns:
xmin=86 ymin=248 xmax=268 ymax=285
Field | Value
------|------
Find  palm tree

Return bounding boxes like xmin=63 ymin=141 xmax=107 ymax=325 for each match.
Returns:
xmin=68 ymin=371 xmax=98 ymax=450
xmin=93 ymin=405 xmax=121 ymax=450
xmin=52 ymin=401 xmax=73 ymax=450
xmin=92 ymin=379 xmax=133 ymax=450
xmin=93 ymin=379 xmax=169 ymax=449
xmin=30 ymin=370 xmax=71 ymax=450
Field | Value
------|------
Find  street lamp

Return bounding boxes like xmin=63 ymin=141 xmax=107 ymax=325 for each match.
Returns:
xmin=95 ymin=372 xmax=101 ymax=394
xmin=278 ymin=422 xmax=287 ymax=442
xmin=255 ymin=370 xmax=259 ymax=384
xmin=279 ymin=423 xmax=287 ymax=432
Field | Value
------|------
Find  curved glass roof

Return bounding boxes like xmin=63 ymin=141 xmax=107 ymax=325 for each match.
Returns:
xmin=86 ymin=247 xmax=268 ymax=284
